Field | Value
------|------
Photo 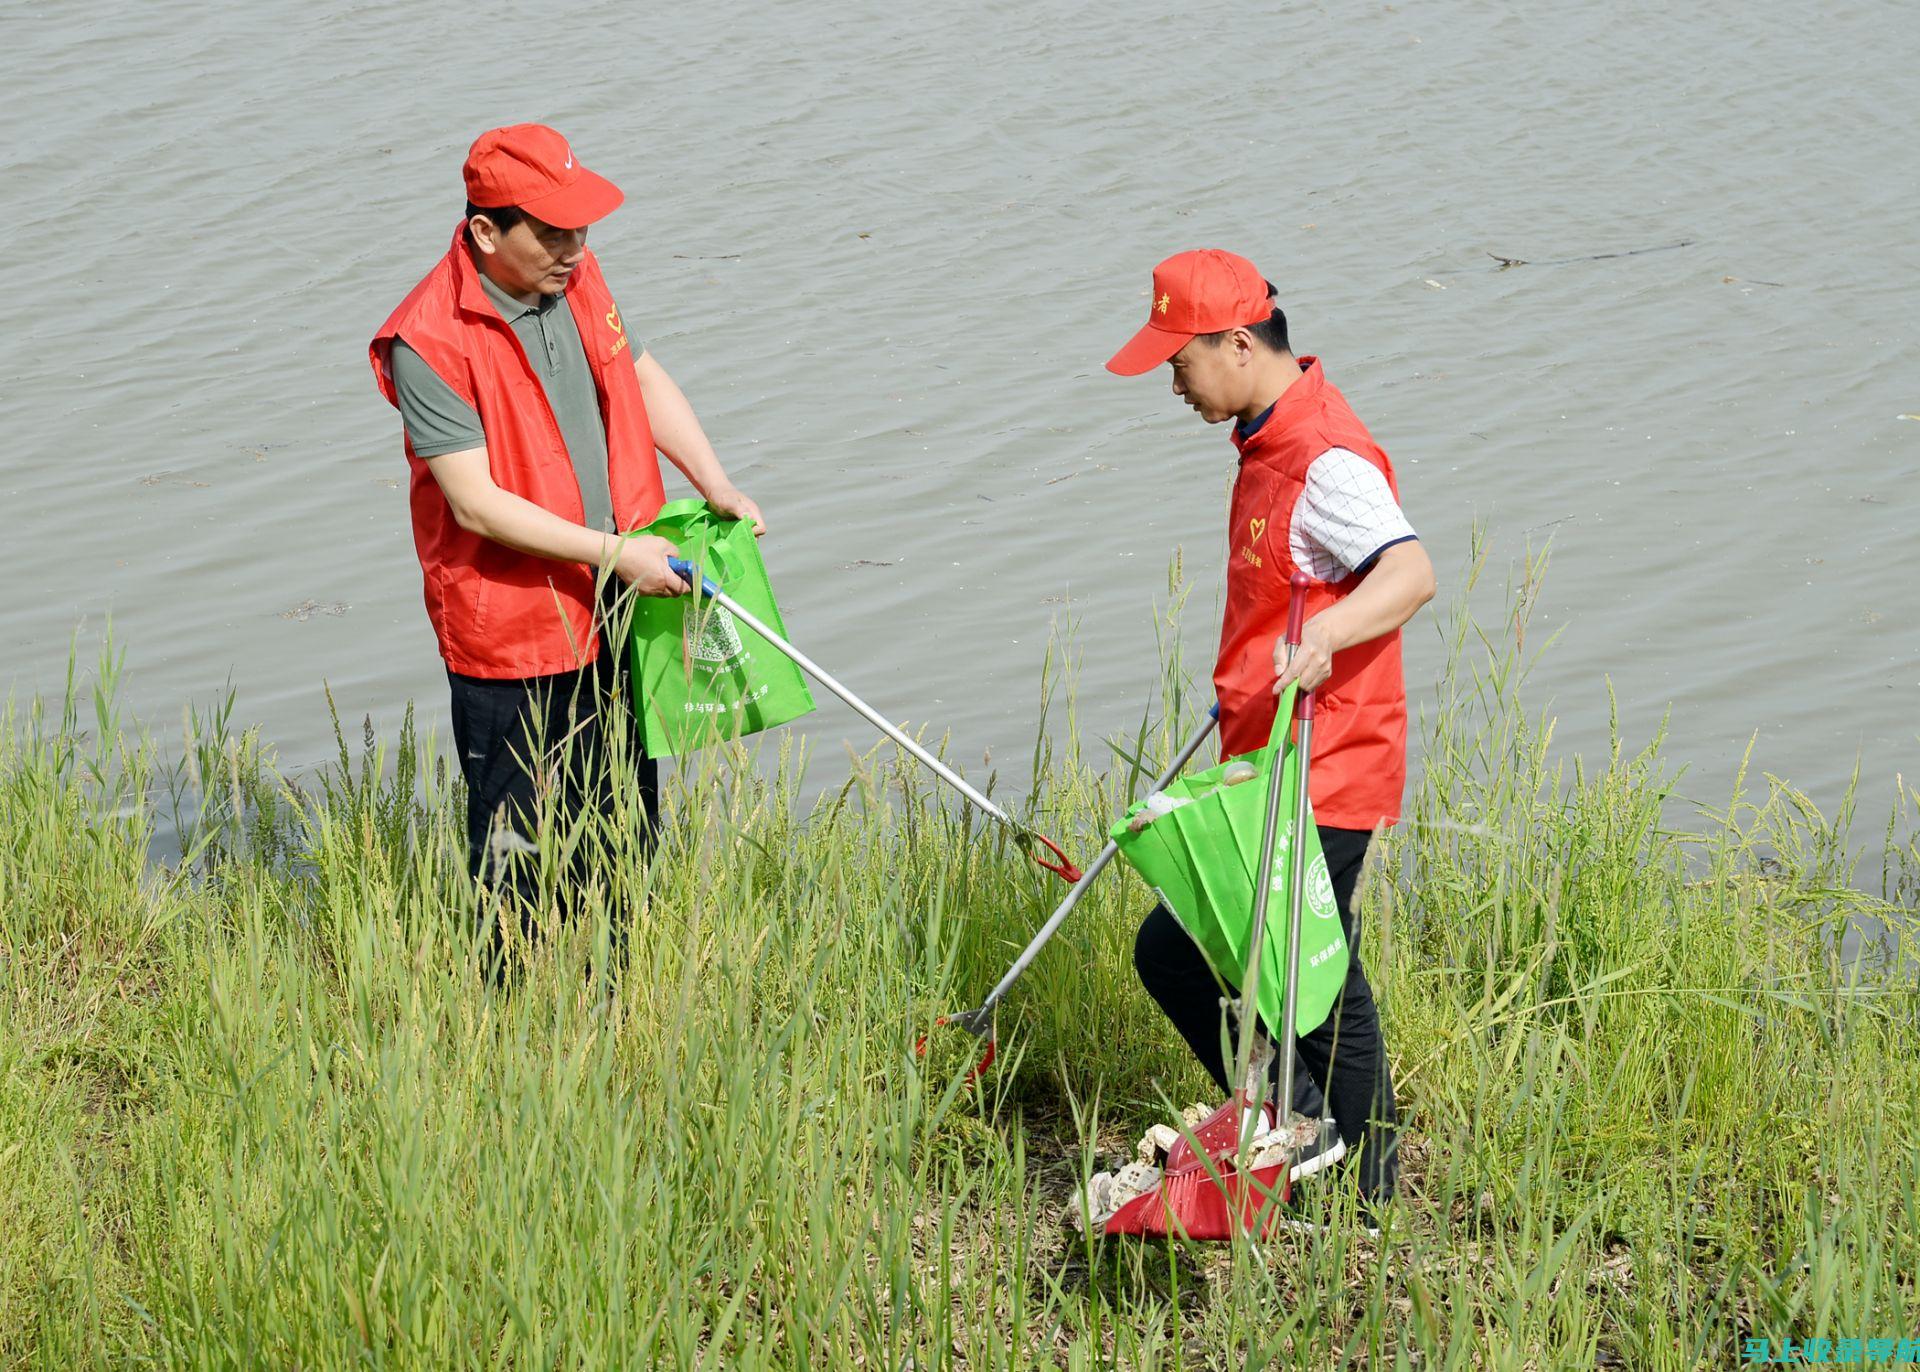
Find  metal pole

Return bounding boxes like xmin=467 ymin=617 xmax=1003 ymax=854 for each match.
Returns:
xmin=669 ymin=558 xmax=1013 ymax=826
xmin=1274 ymin=703 xmax=1315 ymax=1143
xmin=1234 ymin=710 xmax=1291 ymax=1139
xmin=1232 ymin=572 xmax=1312 ymax=1145
xmin=945 ymin=708 xmax=1220 ymax=1035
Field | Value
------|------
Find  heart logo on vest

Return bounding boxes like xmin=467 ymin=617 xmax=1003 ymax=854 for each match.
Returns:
xmin=606 ymin=306 xmax=623 ymax=336
xmin=1248 ymin=517 xmax=1267 ymax=545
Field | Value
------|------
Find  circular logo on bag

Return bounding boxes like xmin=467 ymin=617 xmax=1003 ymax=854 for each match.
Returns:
xmin=687 ymin=604 xmax=745 ymax=666
xmin=1307 ymin=854 xmax=1338 ymax=920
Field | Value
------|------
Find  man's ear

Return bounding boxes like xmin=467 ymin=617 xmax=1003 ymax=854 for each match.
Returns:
xmin=1234 ymin=326 xmax=1257 ymax=362
xmin=468 ymin=215 xmax=499 ymax=255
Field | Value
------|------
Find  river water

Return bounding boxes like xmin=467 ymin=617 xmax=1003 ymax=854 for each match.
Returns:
xmin=4 ymin=2 xmax=1916 ymax=866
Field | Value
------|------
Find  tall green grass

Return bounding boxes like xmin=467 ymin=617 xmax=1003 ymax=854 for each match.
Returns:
xmin=3 ymin=549 xmax=1915 ymax=1369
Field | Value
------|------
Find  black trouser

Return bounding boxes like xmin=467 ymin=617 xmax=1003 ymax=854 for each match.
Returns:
xmin=446 ymin=607 xmax=658 ymax=949
xmin=1133 ymin=825 xmax=1399 ymax=1200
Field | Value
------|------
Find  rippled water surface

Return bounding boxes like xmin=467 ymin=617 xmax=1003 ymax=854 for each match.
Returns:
xmin=4 ymin=2 xmax=1916 ymax=840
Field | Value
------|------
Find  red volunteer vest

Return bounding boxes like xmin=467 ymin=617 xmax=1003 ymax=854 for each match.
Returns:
xmin=368 ymin=224 xmax=666 ymax=678
xmin=1217 ymin=358 xmax=1408 ymax=830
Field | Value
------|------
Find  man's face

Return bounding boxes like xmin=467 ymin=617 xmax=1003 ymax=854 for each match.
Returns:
xmin=1167 ymin=333 xmax=1252 ymax=424
xmin=470 ymin=211 xmax=589 ymax=297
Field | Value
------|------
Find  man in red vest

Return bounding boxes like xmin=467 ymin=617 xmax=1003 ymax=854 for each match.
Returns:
xmin=369 ymin=124 xmax=764 ymax=935
xmin=1107 ymin=249 xmax=1436 ymax=1211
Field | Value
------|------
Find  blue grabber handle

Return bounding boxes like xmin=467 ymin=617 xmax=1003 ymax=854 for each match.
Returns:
xmin=1209 ymin=702 xmax=1221 ymax=720
xmin=666 ymin=556 xmax=720 ymax=598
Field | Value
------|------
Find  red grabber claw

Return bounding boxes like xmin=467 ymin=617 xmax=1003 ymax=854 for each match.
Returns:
xmin=913 ymin=1013 xmax=997 ymax=1082
xmin=1023 ymin=831 xmax=1084 ymax=884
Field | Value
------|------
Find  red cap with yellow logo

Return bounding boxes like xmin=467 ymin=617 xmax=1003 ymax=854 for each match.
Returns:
xmin=463 ymin=124 xmax=624 ymax=230
xmin=1105 ymin=249 xmax=1273 ymax=376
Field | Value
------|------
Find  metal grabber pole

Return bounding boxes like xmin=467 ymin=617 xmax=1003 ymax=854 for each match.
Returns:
xmin=1232 ymin=571 xmax=1317 ymax=1156
xmin=923 ymin=704 xmax=1222 ymax=1071
xmin=666 ymin=556 xmax=1083 ymax=884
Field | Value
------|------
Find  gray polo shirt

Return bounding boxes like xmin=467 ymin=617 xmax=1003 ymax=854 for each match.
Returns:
xmin=390 ymin=272 xmax=643 ymax=534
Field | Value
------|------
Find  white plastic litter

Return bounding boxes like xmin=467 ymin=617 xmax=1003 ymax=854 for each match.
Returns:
xmin=1069 ymin=1171 xmax=1114 ymax=1231
xmin=1071 ymin=1106 xmax=1324 ymax=1233
xmin=1138 ymin=1124 xmax=1181 ymax=1162
xmin=1127 ymin=789 xmax=1197 ymax=832
xmin=1071 ymin=1159 xmax=1165 ymax=1231
xmin=1247 ymin=1114 xmax=1319 ymax=1172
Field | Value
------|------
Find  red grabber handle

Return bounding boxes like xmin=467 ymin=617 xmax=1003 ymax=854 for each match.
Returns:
xmin=1286 ymin=571 xmax=1317 ymax=723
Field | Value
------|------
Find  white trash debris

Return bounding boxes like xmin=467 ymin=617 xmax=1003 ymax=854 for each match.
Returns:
xmin=1070 ymin=1159 xmax=1165 ymax=1231
xmin=1112 ymin=1161 xmax=1161 ymax=1202
xmin=1072 ymin=1106 xmax=1325 ymax=1232
xmin=1069 ymin=1171 xmax=1114 ymax=1231
xmin=1138 ymin=1123 xmax=1181 ymax=1163
xmin=1127 ymin=790 xmax=1194 ymax=832
xmin=1221 ymin=760 xmax=1258 ymax=786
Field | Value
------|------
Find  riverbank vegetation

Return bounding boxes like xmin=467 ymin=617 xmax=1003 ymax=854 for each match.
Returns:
xmin=5 ymin=551 xmax=1916 ymax=1368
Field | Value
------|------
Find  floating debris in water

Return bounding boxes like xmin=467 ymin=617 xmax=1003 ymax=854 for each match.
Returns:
xmin=1045 ymin=464 xmax=1116 ymax=487
xmin=279 ymin=600 xmax=349 ymax=622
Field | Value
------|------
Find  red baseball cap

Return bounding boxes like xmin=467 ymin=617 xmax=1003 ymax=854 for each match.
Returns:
xmin=1105 ymin=249 xmax=1273 ymax=376
xmin=463 ymin=124 xmax=623 ymax=230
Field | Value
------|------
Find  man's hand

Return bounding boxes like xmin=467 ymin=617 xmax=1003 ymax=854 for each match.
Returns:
xmin=706 ymin=483 xmax=766 ymax=536
xmin=1273 ymin=617 xmax=1338 ymax=694
xmin=614 ymin=534 xmax=689 ymax=596
xmin=1269 ymin=541 xmax=1438 ymax=697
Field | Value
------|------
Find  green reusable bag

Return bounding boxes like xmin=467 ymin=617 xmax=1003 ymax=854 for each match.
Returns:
xmin=1111 ymin=684 xmax=1349 ymax=1039
xmin=624 ymin=498 xmax=815 ymax=758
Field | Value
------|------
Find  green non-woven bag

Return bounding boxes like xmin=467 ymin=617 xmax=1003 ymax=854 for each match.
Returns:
xmin=1111 ymin=684 xmax=1350 ymax=1039
xmin=625 ymin=498 xmax=815 ymax=758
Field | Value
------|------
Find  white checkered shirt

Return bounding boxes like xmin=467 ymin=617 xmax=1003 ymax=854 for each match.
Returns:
xmin=1291 ymin=448 xmax=1417 ymax=582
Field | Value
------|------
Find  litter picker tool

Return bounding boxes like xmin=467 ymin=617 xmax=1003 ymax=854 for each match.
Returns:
xmin=1232 ymin=570 xmax=1316 ymax=1150
xmin=920 ymin=704 xmax=1221 ymax=1076
xmin=1095 ymin=570 xmax=1344 ymax=1240
xmin=666 ymin=556 xmax=1083 ymax=884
